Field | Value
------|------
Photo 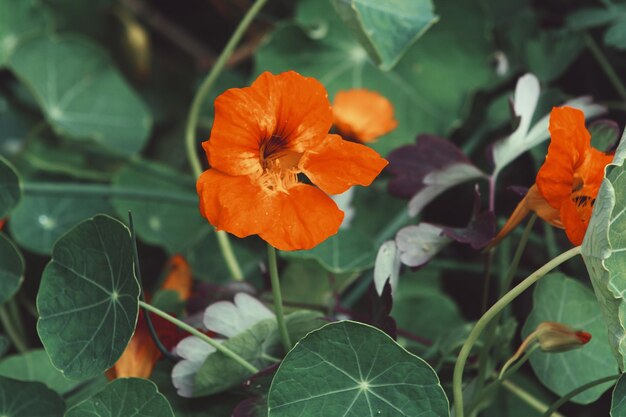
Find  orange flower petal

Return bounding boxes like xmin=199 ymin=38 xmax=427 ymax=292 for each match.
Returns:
xmin=258 ymin=183 xmax=344 ymax=251
xmin=333 ymin=89 xmax=397 ymax=142
xmin=536 ymin=107 xmax=590 ymax=208
xmin=106 ymin=320 xmax=160 ymax=380
xmin=560 ymin=197 xmax=588 ymax=246
xmin=0 ymin=219 xmax=4 ymax=230
xmin=161 ymin=255 xmax=192 ymax=301
xmin=300 ymin=134 xmax=388 ymax=195
xmin=197 ymin=169 xmax=275 ymax=238
xmin=207 ymin=71 xmax=332 ymax=176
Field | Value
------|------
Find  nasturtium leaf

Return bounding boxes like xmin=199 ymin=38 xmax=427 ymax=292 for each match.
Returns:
xmin=281 ymin=260 xmax=358 ymax=306
xmin=256 ymin=0 xmax=496 ymax=155
xmin=522 ymin=273 xmax=617 ymax=404
xmin=0 ymin=376 xmax=65 ymax=417
xmin=9 ymin=193 xmax=112 ymax=255
xmin=37 ymin=215 xmax=139 ymax=379
xmin=110 ymin=160 xmax=205 ymax=253
xmin=582 ymin=130 xmax=626 ymax=371
xmin=0 ymin=349 xmax=87 ymax=395
xmin=0 ymin=156 xmax=21 ymax=218
xmin=9 ymin=35 xmax=152 ymax=155
xmin=66 ymin=378 xmax=174 ymax=417
xmin=331 ymin=0 xmax=438 ymax=70
xmin=0 ymin=233 xmax=23 ymax=305
xmin=612 ymin=374 xmax=626 ymax=416
xmin=268 ymin=321 xmax=449 ymax=417
xmin=0 ymin=0 xmax=51 ymax=66
xmin=283 ymin=229 xmax=376 ymax=274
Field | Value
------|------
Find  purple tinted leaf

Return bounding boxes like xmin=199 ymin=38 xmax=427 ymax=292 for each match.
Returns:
xmin=387 ymin=134 xmax=473 ymax=198
xmin=233 ymin=396 xmax=264 ymax=417
xmin=508 ymin=185 xmax=529 ymax=197
xmin=440 ymin=210 xmax=496 ymax=250
xmin=366 ymin=281 xmax=397 ymax=340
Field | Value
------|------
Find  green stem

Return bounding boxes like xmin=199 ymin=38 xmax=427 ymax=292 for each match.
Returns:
xmin=585 ymin=32 xmax=626 ymax=101
xmin=0 ymin=305 xmax=27 ymax=352
xmin=501 ymin=214 xmax=536 ymax=295
xmin=23 ymin=182 xmax=198 ymax=205
xmin=184 ymin=0 xmax=268 ymax=177
xmin=216 ymin=231 xmax=244 ymax=281
xmin=501 ymin=379 xmax=566 ymax=417
xmin=452 ymin=245 xmax=582 ymax=417
xmin=540 ymin=374 xmax=620 ymax=417
xmin=267 ymin=245 xmax=292 ymax=353
xmin=138 ymin=301 xmax=259 ymax=373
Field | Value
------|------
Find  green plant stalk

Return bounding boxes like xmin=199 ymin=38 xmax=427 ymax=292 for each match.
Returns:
xmin=184 ymin=0 xmax=266 ymax=282
xmin=585 ymin=32 xmax=626 ymax=101
xmin=139 ymin=301 xmax=259 ymax=373
xmin=267 ymin=245 xmax=292 ymax=353
xmin=540 ymin=374 xmax=620 ymax=417
xmin=501 ymin=379 xmax=566 ymax=417
xmin=0 ymin=304 xmax=27 ymax=352
xmin=452 ymin=245 xmax=582 ymax=417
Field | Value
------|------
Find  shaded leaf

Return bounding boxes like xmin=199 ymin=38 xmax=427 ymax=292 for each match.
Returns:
xmin=9 ymin=35 xmax=152 ymax=155
xmin=0 ymin=0 xmax=51 ymax=66
xmin=523 ymin=273 xmax=617 ymax=403
xmin=590 ymin=119 xmax=621 ymax=152
xmin=0 ymin=232 xmax=24 ymax=304
xmin=331 ymin=0 xmax=438 ymax=70
xmin=567 ymin=7 xmax=616 ymax=30
xmin=37 ymin=215 xmax=139 ymax=379
xmin=525 ymin=30 xmax=585 ymax=82
xmin=0 ymin=375 xmax=65 ymax=417
xmin=66 ymin=378 xmax=174 ymax=417
xmin=606 ymin=20 xmax=626 ymax=50
xmin=0 ymin=156 xmax=21 ymax=218
xmin=612 ymin=374 xmax=626 ymax=416
xmin=267 ymin=321 xmax=449 ymax=417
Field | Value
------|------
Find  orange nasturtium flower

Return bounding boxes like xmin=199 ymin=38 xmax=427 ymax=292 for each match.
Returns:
xmin=106 ymin=256 xmax=192 ymax=379
xmin=493 ymin=106 xmax=613 ymax=246
xmin=332 ymin=89 xmax=398 ymax=143
xmin=196 ymin=71 xmax=388 ymax=251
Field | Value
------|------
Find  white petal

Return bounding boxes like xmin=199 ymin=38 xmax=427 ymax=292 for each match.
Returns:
xmin=203 ymin=293 xmax=274 ymax=337
xmin=174 ymin=336 xmax=215 ymax=362
xmin=172 ymin=359 xmax=202 ymax=398
xmin=374 ymin=241 xmax=401 ymax=296
xmin=396 ymin=224 xmax=452 ymax=267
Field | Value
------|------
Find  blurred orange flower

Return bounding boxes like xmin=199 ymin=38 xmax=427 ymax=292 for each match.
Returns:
xmin=106 ymin=256 xmax=192 ymax=380
xmin=197 ymin=71 xmax=388 ymax=251
xmin=332 ymin=89 xmax=397 ymax=143
xmin=493 ymin=106 xmax=613 ymax=246
xmin=0 ymin=219 xmax=4 ymax=230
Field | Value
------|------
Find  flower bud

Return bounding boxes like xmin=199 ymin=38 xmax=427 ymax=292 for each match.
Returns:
xmin=535 ymin=322 xmax=591 ymax=353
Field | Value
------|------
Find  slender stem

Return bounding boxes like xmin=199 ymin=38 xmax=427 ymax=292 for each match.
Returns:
xmin=452 ymin=245 xmax=582 ymax=417
xmin=0 ymin=305 xmax=27 ymax=352
xmin=501 ymin=214 xmax=536 ymax=294
xmin=184 ymin=0 xmax=268 ymax=177
xmin=139 ymin=301 xmax=259 ymax=373
xmin=23 ymin=182 xmax=198 ymax=205
xmin=481 ymin=250 xmax=495 ymax=313
xmin=216 ymin=230 xmax=244 ymax=281
xmin=501 ymin=379 xmax=566 ymax=417
xmin=542 ymin=222 xmax=559 ymax=260
xmin=585 ymin=32 xmax=626 ymax=101
xmin=540 ymin=374 xmax=620 ymax=417
xmin=374 ymin=208 xmax=410 ymax=245
xmin=267 ymin=245 xmax=292 ymax=353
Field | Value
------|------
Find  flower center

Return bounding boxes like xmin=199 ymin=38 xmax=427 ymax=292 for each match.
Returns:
xmin=258 ymin=134 xmax=303 ymax=193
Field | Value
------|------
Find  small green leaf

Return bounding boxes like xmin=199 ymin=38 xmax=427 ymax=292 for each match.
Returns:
xmin=0 ymin=233 xmax=24 ymax=304
xmin=9 ymin=194 xmax=112 ymax=255
xmin=523 ymin=273 xmax=617 ymax=403
xmin=37 ymin=214 xmax=139 ymax=379
xmin=332 ymin=0 xmax=438 ymax=70
xmin=268 ymin=321 xmax=449 ymax=417
xmin=525 ymin=30 xmax=585 ymax=82
xmin=283 ymin=230 xmax=376 ymax=274
xmin=0 ymin=349 xmax=88 ymax=395
xmin=0 ymin=0 xmax=51 ymax=66
xmin=66 ymin=378 xmax=174 ymax=417
xmin=590 ymin=120 xmax=620 ymax=152
xmin=110 ymin=160 xmax=205 ymax=253
xmin=0 ymin=375 xmax=65 ymax=417
xmin=582 ymin=130 xmax=626 ymax=370
xmin=612 ymin=374 xmax=626 ymax=416
xmin=0 ymin=156 xmax=21 ymax=218
xmin=605 ymin=20 xmax=626 ymax=50
xmin=9 ymin=35 xmax=152 ymax=155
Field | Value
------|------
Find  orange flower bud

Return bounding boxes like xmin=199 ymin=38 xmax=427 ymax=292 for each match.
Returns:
xmin=535 ymin=322 xmax=591 ymax=353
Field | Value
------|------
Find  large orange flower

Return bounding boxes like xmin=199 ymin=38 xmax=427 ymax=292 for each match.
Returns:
xmin=493 ymin=106 xmax=613 ymax=246
xmin=332 ymin=89 xmax=397 ymax=143
xmin=197 ymin=71 xmax=388 ymax=251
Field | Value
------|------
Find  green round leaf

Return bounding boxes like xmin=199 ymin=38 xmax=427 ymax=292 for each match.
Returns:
xmin=0 ymin=375 xmax=65 ymax=417
xmin=0 ymin=156 xmax=21 ymax=218
xmin=66 ymin=378 xmax=174 ymax=417
xmin=0 ymin=0 xmax=51 ymax=66
xmin=612 ymin=374 xmax=626 ymax=416
xmin=268 ymin=321 xmax=449 ymax=417
xmin=37 ymin=214 xmax=139 ymax=379
xmin=0 ymin=232 xmax=24 ymax=304
xmin=110 ymin=160 xmax=205 ymax=253
xmin=523 ymin=272 xmax=617 ymax=404
xmin=582 ymin=131 xmax=626 ymax=370
xmin=9 ymin=35 xmax=152 ymax=155
xmin=9 ymin=194 xmax=112 ymax=255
